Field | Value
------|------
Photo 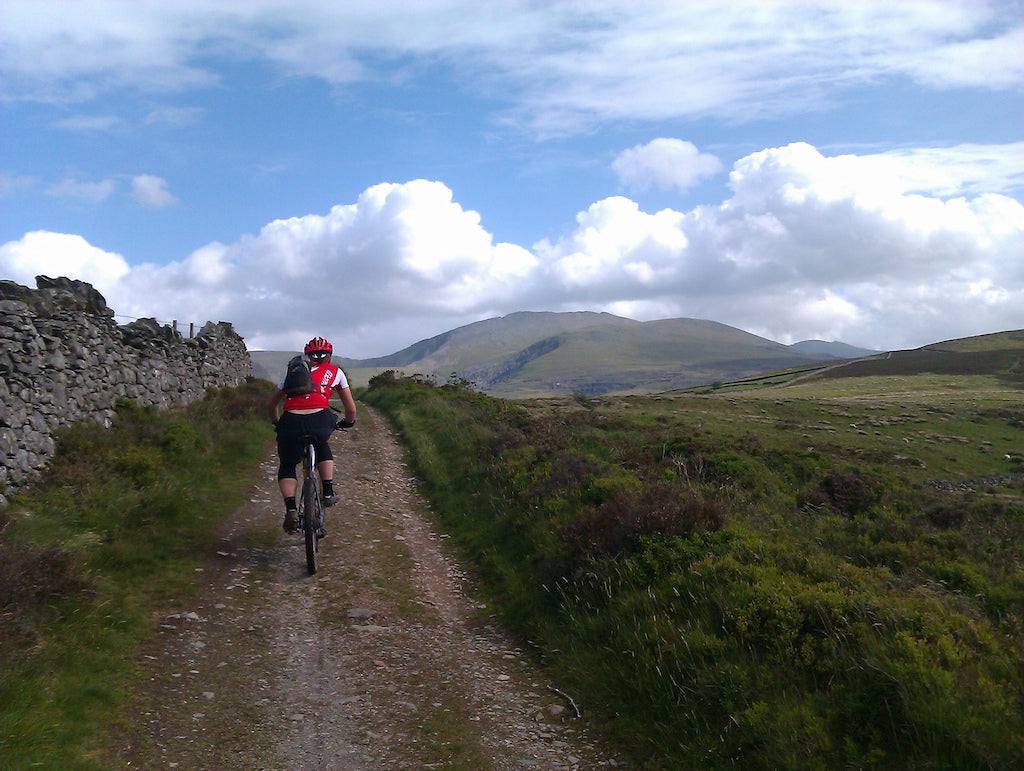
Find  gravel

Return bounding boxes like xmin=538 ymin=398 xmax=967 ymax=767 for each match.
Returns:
xmin=107 ymin=405 xmax=622 ymax=770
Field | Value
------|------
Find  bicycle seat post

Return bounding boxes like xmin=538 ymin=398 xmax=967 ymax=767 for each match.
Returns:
xmin=299 ymin=434 xmax=317 ymax=470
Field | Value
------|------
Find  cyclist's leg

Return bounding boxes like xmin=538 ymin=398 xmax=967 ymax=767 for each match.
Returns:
xmin=275 ymin=414 xmax=302 ymax=531
xmin=276 ymin=415 xmax=304 ymax=489
xmin=278 ymin=476 xmax=297 ymax=499
xmin=311 ymin=410 xmax=338 ymax=506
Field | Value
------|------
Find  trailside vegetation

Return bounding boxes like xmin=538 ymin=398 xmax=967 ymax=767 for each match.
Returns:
xmin=362 ymin=370 xmax=1024 ymax=770
xmin=0 ymin=380 xmax=274 ymax=769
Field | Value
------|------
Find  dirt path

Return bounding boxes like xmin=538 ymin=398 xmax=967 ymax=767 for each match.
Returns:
xmin=109 ymin=405 xmax=621 ymax=769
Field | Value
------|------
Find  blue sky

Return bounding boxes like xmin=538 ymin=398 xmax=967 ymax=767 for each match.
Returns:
xmin=2 ymin=1 xmax=1022 ymax=358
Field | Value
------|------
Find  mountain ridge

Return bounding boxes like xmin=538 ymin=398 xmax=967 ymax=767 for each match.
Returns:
xmin=250 ymin=311 xmax=885 ymax=397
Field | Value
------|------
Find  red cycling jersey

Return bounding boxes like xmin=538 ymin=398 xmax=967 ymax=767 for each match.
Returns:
xmin=280 ymin=362 xmax=349 ymax=411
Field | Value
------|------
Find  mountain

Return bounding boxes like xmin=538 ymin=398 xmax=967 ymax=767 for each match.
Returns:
xmin=789 ymin=339 xmax=879 ymax=359
xmin=252 ymin=311 xmax=870 ymax=397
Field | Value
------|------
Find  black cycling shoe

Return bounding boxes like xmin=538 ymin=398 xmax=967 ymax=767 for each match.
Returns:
xmin=283 ymin=508 xmax=299 ymax=533
xmin=323 ymin=492 xmax=338 ymax=508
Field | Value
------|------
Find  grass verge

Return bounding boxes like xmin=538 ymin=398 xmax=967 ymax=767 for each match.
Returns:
xmin=362 ymin=370 xmax=1024 ymax=770
xmin=0 ymin=380 xmax=274 ymax=770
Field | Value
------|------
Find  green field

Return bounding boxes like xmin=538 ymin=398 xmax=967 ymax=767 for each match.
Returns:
xmin=362 ymin=360 xmax=1024 ymax=769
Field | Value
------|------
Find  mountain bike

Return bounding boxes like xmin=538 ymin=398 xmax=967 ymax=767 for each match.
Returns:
xmin=295 ymin=412 xmax=348 ymax=575
xmin=296 ymin=429 xmax=326 ymax=574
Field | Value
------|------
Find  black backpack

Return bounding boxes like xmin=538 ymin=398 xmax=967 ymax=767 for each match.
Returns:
xmin=282 ymin=355 xmax=313 ymax=395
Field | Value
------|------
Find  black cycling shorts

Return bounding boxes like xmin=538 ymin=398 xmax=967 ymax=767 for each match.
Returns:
xmin=275 ymin=409 xmax=337 ymax=480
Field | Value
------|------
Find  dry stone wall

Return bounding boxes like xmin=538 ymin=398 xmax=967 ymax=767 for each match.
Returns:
xmin=0 ymin=276 xmax=253 ymax=506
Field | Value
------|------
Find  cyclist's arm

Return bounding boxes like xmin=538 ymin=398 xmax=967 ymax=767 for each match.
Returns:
xmin=337 ymin=386 xmax=357 ymax=425
xmin=267 ymin=387 xmax=286 ymax=423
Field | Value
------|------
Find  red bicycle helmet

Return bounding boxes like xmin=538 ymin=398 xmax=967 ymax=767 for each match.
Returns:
xmin=304 ymin=336 xmax=333 ymax=358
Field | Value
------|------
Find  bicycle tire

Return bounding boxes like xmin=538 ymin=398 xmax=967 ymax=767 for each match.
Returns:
xmin=302 ymin=476 xmax=318 ymax=575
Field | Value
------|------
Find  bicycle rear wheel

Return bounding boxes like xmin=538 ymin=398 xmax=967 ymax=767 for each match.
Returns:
xmin=301 ymin=476 xmax=318 ymax=575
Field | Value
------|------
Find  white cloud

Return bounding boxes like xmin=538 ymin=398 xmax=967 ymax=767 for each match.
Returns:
xmin=144 ymin=105 xmax=205 ymax=127
xmin=46 ymin=177 xmax=117 ymax=203
xmin=0 ymin=171 xmax=36 ymax=196
xmin=893 ymin=24 xmax=1024 ymax=90
xmin=3 ymin=142 xmax=1022 ymax=356
xmin=536 ymin=141 xmax=1024 ymax=350
xmin=536 ymin=197 xmax=689 ymax=291
xmin=32 ymin=172 xmax=181 ymax=209
xmin=53 ymin=114 xmax=123 ymax=132
xmin=131 ymin=174 xmax=178 ymax=208
xmin=1 ymin=2 xmax=1019 ymax=131
xmin=612 ymin=139 xmax=723 ymax=193
xmin=82 ymin=179 xmax=538 ymax=354
xmin=585 ymin=142 xmax=1024 ymax=349
xmin=874 ymin=143 xmax=1024 ymax=198
xmin=0 ymin=1 xmax=219 ymax=102
xmin=242 ymin=179 xmax=534 ymax=296
xmin=0 ymin=231 xmax=130 ymax=290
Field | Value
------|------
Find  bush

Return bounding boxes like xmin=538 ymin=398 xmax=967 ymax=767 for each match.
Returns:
xmin=0 ymin=543 xmax=90 ymax=659
xmin=803 ymin=469 xmax=878 ymax=516
xmin=368 ymin=368 xmax=400 ymax=390
xmin=560 ymin=481 xmax=724 ymax=561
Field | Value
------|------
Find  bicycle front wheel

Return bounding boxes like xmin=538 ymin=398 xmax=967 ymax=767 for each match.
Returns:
xmin=301 ymin=476 xmax=318 ymax=575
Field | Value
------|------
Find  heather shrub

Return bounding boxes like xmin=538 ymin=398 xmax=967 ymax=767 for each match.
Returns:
xmin=0 ymin=543 xmax=90 ymax=660
xmin=802 ymin=468 xmax=879 ymax=516
xmin=560 ymin=481 xmax=724 ymax=561
xmin=363 ymin=376 xmax=1024 ymax=770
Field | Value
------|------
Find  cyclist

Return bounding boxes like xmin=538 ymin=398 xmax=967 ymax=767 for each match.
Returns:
xmin=267 ymin=336 xmax=357 ymax=533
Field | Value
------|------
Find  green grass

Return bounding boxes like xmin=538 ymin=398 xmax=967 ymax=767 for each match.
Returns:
xmin=362 ymin=371 xmax=1024 ymax=770
xmin=0 ymin=380 xmax=274 ymax=770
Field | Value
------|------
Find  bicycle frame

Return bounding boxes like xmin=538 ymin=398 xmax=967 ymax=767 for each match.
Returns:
xmin=289 ymin=410 xmax=346 ymax=575
xmin=297 ymin=434 xmax=324 ymax=575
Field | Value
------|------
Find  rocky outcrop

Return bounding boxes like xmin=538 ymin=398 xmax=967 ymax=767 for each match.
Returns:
xmin=0 ymin=276 xmax=253 ymax=505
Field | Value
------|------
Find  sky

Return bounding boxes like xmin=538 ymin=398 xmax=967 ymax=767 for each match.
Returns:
xmin=1 ymin=0 xmax=1022 ymax=359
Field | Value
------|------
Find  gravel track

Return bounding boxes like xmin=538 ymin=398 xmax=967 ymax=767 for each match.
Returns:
xmin=108 ymin=405 xmax=621 ymax=770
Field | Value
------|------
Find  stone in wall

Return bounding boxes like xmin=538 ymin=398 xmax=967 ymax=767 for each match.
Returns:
xmin=0 ymin=275 xmax=253 ymax=507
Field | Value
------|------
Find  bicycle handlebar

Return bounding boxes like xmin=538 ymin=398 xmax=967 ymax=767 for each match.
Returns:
xmin=328 ymin=404 xmax=355 ymax=430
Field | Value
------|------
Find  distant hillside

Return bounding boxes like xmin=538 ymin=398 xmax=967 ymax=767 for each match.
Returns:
xmin=250 ymin=312 xmax=624 ymax=384
xmin=249 ymin=352 xmax=289 ymax=383
xmin=803 ymin=330 xmax=1024 ymax=383
xmin=252 ymin=312 xmax=864 ymax=397
xmin=453 ymin=315 xmax=820 ymax=397
xmin=251 ymin=317 xmax=1023 ymax=398
xmin=790 ymin=339 xmax=879 ymax=359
